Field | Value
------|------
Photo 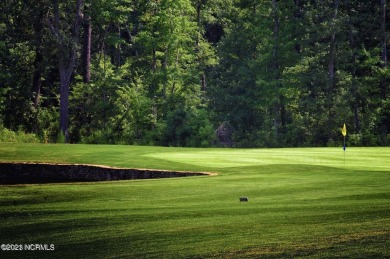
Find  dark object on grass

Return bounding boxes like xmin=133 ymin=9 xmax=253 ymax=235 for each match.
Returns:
xmin=239 ymin=197 xmax=248 ymax=202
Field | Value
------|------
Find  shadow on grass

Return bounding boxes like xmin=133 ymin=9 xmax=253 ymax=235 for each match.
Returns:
xmin=218 ymin=230 xmax=390 ymax=258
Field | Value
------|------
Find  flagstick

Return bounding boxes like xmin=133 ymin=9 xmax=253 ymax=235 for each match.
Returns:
xmin=341 ymin=123 xmax=347 ymax=167
xmin=343 ymin=136 xmax=346 ymax=166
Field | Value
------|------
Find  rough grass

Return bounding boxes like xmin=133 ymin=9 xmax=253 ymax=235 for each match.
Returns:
xmin=0 ymin=143 xmax=389 ymax=258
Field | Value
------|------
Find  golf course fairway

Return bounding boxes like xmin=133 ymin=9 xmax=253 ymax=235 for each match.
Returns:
xmin=0 ymin=143 xmax=389 ymax=258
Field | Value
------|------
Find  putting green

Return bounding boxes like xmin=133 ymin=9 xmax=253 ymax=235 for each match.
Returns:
xmin=145 ymin=147 xmax=390 ymax=170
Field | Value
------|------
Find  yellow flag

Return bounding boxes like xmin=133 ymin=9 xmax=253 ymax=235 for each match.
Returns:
xmin=341 ymin=123 xmax=347 ymax=137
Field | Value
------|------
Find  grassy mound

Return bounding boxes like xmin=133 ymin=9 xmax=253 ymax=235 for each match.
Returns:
xmin=0 ymin=143 xmax=389 ymax=258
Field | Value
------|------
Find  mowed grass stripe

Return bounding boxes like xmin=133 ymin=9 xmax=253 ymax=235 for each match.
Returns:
xmin=0 ymin=143 xmax=389 ymax=258
xmin=146 ymin=147 xmax=390 ymax=170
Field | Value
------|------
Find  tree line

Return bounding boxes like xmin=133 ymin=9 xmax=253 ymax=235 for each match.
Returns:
xmin=0 ymin=0 xmax=389 ymax=147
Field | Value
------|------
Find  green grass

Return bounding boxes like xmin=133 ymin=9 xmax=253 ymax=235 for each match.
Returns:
xmin=0 ymin=143 xmax=389 ymax=258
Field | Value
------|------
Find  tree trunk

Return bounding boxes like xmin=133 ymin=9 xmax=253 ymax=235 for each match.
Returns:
xmin=380 ymin=0 xmax=387 ymax=99
xmin=115 ymin=24 xmax=121 ymax=67
xmin=195 ymin=0 xmax=207 ymax=92
xmin=82 ymin=11 xmax=91 ymax=83
xmin=293 ymin=0 xmax=302 ymax=54
xmin=152 ymin=47 xmax=157 ymax=71
xmin=51 ymin=0 xmax=83 ymax=142
xmin=380 ymin=0 xmax=388 ymax=140
xmin=347 ymin=0 xmax=360 ymax=132
xmin=32 ymin=53 xmax=42 ymax=109
xmin=59 ymin=68 xmax=72 ymax=141
xmin=328 ymin=0 xmax=340 ymax=91
xmin=32 ymin=7 xmax=44 ymax=110
xmin=196 ymin=0 xmax=201 ymax=49
xmin=201 ymin=73 xmax=206 ymax=91
xmin=32 ymin=50 xmax=42 ymax=135
xmin=272 ymin=0 xmax=282 ymax=142
xmin=326 ymin=0 xmax=340 ymax=143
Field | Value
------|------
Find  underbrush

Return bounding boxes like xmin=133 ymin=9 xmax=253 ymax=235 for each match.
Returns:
xmin=0 ymin=126 xmax=40 ymax=143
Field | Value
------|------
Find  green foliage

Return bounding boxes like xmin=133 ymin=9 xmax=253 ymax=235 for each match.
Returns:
xmin=0 ymin=125 xmax=39 ymax=143
xmin=187 ymin=109 xmax=215 ymax=147
xmin=70 ymin=59 xmax=160 ymax=145
xmin=70 ymin=59 xmax=119 ymax=144
xmin=113 ymin=81 xmax=157 ymax=145
xmin=163 ymin=108 xmax=215 ymax=147
xmin=0 ymin=0 xmax=389 ymax=147
xmin=56 ymin=131 xmax=66 ymax=144
xmin=36 ymin=107 xmax=60 ymax=143
xmin=163 ymin=108 xmax=192 ymax=146
xmin=81 ymin=129 xmax=113 ymax=144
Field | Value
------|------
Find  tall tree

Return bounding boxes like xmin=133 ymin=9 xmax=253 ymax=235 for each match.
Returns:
xmin=137 ymin=0 xmax=200 ymax=113
xmin=0 ymin=0 xmax=46 ymax=131
xmin=380 ymin=0 xmax=387 ymax=87
xmin=192 ymin=0 xmax=220 ymax=92
xmin=48 ymin=0 xmax=83 ymax=142
xmin=379 ymin=0 xmax=389 ymax=141
xmin=328 ymin=0 xmax=340 ymax=91
xmin=31 ymin=5 xmax=45 ymax=110
xmin=209 ymin=0 xmax=268 ymax=146
xmin=271 ymin=0 xmax=283 ymax=141
xmin=346 ymin=0 xmax=360 ymax=132
xmin=82 ymin=1 xmax=92 ymax=83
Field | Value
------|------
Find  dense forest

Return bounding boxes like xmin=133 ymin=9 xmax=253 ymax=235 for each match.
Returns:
xmin=0 ymin=0 xmax=389 ymax=147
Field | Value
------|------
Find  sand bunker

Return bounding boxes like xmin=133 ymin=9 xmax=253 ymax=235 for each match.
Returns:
xmin=0 ymin=162 xmax=212 ymax=184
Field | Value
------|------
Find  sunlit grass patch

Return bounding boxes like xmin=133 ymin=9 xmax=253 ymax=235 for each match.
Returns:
xmin=0 ymin=144 xmax=389 ymax=258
